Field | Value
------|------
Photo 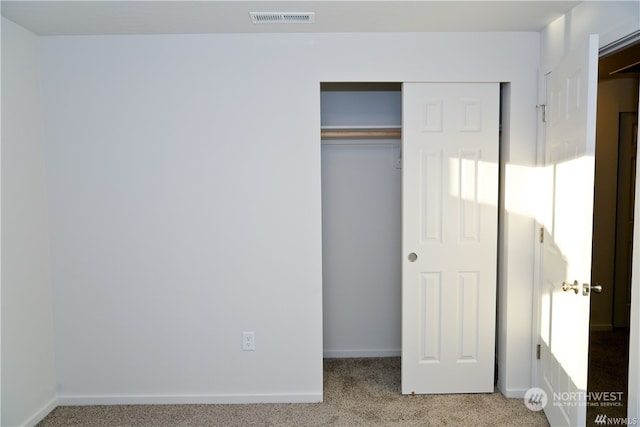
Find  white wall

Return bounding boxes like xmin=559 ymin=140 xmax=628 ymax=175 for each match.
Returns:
xmin=1 ymin=17 xmax=58 ymax=427
xmin=322 ymin=142 xmax=402 ymax=357
xmin=38 ymin=31 xmax=540 ymax=403
xmin=541 ymin=1 xmax=640 ymax=69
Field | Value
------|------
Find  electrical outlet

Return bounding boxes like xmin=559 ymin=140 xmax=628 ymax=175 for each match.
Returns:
xmin=242 ymin=331 xmax=255 ymax=351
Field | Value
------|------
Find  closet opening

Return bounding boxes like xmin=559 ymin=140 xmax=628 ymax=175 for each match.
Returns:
xmin=321 ymin=82 xmax=403 ymax=361
xmin=320 ymin=82 xmax=505 ymax=395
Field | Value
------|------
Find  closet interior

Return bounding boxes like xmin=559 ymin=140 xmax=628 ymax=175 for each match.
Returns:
xmin=321 ymin=82 xmax=402 ymax=358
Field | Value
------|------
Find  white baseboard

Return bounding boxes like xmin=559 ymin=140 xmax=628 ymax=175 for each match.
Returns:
xmin=497 ymin=386 xmax=529 ymax=399
xmin=57 ymin=392 xmax=322 ymax=406
xmin=323 ymin=349 xmax=401 ymax=358
xmin=23 ymin=396 xmax=58 ymax=427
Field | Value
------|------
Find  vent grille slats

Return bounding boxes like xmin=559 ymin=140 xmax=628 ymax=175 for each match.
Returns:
xmin=250 ymin=12 xmax=315 ymax=24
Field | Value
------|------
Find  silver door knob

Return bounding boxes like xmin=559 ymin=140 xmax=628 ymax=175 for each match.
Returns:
xmin=562 ymin=280 xmax=579 ymax=294
xmin=583 ymin=282 xmax=603 ymax=296
xmin=408 ymin=253 xmax=418 ymax=262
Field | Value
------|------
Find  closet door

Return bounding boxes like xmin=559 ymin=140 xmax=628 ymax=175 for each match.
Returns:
xmin=401 ymin=83 xmax=499 ymax=394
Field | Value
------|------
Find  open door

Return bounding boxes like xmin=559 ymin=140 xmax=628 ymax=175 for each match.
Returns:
xmin=402 ymin=82 xmax=499 ymax=394
xmin=537 ymin=34 xmax=599 ymax=426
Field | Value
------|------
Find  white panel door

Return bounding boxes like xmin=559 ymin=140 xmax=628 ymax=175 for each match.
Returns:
xmin=537 ymin=35 xmax=599 ymax=427
xmin=402 ymin=83 xmax=499 ymax=394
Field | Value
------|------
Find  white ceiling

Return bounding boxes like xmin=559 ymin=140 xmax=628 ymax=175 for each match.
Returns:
xmin=1 ymin=0 xmax=581 ymax=36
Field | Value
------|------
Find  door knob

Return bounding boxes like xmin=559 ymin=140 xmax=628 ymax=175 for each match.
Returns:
xmin=583 ymin=282 xmax=603 ymax=296
xmin=408 ymin=253 xmax=418 ymax=262
xmin=562 ymin=280 xmax=579 ymax=294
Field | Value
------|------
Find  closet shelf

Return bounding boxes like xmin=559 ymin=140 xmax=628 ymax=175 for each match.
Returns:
xmin=321 ymin=125 xmax=401 ymax=140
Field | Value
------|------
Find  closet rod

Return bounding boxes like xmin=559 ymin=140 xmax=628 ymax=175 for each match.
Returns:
xmin=321 ymin=127 xmax=401 ymax=140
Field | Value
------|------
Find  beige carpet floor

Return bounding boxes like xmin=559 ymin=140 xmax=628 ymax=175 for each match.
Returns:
xmin=37 ymin=358 xmax=549 ymax=426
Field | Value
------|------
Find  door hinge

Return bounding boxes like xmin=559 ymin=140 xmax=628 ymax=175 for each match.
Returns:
xmin=536 ymin=344 xmax=541 ymax=360
xmin=539 ymin=227 xmax=544 ymax=243
xmin=536 ymin=104 xmax=547 ymax=123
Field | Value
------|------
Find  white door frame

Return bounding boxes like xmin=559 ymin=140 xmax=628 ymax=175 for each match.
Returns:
xmin=627 ymin=85 xmax=640 ymax=421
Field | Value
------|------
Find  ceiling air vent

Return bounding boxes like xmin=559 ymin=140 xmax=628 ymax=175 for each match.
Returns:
xmin=250 ymin=12 xmax=315 ymax=24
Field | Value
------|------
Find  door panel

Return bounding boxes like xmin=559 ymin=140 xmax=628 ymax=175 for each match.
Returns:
xmin=538 ymin=34 xmax=599 ymax=427
xmin=402 ymin=83 xmax=499 ymax=394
